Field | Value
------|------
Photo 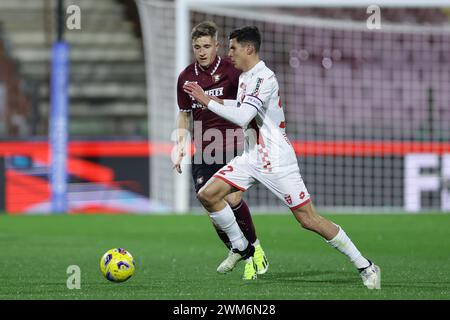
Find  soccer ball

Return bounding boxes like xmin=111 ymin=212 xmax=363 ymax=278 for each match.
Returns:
xmin=100 ymin=248 xmax=135 ymax=282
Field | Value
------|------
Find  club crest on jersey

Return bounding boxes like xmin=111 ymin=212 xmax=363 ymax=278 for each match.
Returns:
xmin=212 ymin=74 xmax=221 ymax=83
xmin=284 ymin=194 xmax=292 ymax=205
xmin=252 ymin=78 xmax=264 ymax=96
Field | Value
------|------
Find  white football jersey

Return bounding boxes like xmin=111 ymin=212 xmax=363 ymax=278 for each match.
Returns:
xmin=237 ymin=60 xmax=297 ymax=171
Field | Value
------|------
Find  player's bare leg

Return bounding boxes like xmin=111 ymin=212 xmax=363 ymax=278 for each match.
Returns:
xmin=291 ymin=202 xmax=339 ymax=240
xmin=291 ymin=202 xmax=381 ymax=289
xmin=198 ymin=178 xmax=257 ymax=279
xmin=223 ymin=190 xmax=241 ymax=207
xmin=197 ymin=177 xmax=235 ymax=212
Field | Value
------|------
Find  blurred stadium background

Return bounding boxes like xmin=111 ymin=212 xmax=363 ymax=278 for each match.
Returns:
xmin=0 ymin=0 xmax=450 ymax=215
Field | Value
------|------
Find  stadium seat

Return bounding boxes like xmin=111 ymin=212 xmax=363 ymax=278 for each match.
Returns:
xmin=0 ymin=0 xmax=147 ymax=136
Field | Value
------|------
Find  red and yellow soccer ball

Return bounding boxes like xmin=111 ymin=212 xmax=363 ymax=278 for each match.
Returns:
xmin=100 ymin=248 xmax=136 ymax=283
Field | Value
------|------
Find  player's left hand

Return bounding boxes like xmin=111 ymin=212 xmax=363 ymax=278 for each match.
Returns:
xmin=183 ymin=82 xmax=210 ymax=107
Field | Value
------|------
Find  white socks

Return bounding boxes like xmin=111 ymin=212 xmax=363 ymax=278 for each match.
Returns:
xmin=209 ymin=204 xmax=248 ymax=251
xmin=327 ymin=225 xmax=370 ymax=270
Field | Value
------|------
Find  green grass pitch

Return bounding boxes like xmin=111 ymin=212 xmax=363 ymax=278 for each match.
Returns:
xmin=0 ymin=213 xmax=449 ymax=300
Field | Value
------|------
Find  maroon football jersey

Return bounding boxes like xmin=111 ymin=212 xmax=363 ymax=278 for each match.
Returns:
xmin=177 ymin=56 xmax=244 ymax=154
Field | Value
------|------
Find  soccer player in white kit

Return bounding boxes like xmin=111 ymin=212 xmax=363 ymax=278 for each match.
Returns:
xmin=183 ymin=26 xmax=381 ymax=288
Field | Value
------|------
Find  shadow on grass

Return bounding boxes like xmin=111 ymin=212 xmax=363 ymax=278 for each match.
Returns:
xmin=260 ymin=271 xmax=450 ymax=292
xmin=382 ymin=282 xmax=450 ymax=291
xmin=258 ymin=270 xmax=357 ymax=285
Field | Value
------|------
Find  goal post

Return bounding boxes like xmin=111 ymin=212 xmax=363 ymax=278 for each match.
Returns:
xmin=137 ymin=0 xmax=190 ymax=213
xmin=138 ymin=0 xmax=450 ymax=213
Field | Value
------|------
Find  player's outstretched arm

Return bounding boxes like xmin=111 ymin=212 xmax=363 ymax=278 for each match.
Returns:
xmin=207 ymin=99 xmax=257 ymax=128
xmin=183 ymin=81 xmax=256 ymax=127
xmin=209 ymin=96 xmax=238 ymax=107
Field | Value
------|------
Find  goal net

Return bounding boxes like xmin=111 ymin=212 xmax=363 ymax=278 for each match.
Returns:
xmin=137 ymin=0 xmax=450 ymax=213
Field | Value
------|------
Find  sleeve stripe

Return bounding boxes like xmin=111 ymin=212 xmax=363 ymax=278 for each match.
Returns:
xmin=245 ymin=95 xmax=263 ymax=105
xmin=242 ymin=102 xmax=261 ymax=112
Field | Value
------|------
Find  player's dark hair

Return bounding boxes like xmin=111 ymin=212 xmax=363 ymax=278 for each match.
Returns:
xmin=191 ymin=21 xmax=218 ymax=41
xmin=229 ymin=26 xmax=261 ymax=53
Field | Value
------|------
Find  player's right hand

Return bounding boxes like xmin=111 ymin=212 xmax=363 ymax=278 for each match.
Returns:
xmin=173 ymin=146 xmax=185 ymax=174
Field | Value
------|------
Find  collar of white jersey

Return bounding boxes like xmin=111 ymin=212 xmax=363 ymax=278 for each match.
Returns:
xmin=242 ymin=60 xmax=265 ymax=77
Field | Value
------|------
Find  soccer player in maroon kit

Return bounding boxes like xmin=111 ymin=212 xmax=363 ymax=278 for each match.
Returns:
xmin=174 ymin=21 xmax=268 ymax=277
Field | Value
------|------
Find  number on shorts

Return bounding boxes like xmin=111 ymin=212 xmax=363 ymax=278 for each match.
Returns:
xmin=218 ymin=165 xmax=234 ymax=176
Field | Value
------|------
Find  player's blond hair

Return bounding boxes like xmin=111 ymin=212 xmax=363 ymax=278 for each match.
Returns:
xmin=191 ymin=21 xmax=218 ymax=41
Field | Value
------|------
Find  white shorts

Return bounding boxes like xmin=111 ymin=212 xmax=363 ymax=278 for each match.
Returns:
xmin=212 ymin=155 xmax=311 ymax=210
